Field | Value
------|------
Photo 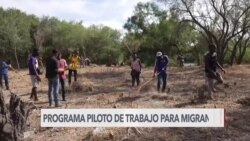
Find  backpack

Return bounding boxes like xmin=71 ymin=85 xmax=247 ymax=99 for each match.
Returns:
xmin=163 ymin=55 xmax=169 ymax=66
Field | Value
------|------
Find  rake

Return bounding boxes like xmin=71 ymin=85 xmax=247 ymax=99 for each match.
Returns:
xmin=134 ymin=72 xmax=161 ymax=95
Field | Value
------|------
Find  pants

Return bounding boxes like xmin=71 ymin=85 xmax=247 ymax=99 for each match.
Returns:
xmin=0 ymin=73 xmax=9 ymax=90
xmin=30 ymin=75 xmax=39 ymax=88
xmin=68 ymin=69 xmax=77 ymax=85
xmin=48 ymin=76 xmax=59 ymax=104
xmin=205 ymin=72 xmax=224 ymax=96
xmin=179 ymin=60 xmax=184 ymax=67
xmin=206 ymin=77 xmax=215 ymax=96
xmin=131 ymin=70 xmax=140 ymax=86
xmin=59 ymin=78 xmax=66 ymax=100
xmin=157 ymin=72 xmax=167 ymax=92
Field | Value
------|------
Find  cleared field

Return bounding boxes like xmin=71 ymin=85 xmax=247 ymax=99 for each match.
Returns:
xmin=2 ymin=65 xmax=250 ymax=141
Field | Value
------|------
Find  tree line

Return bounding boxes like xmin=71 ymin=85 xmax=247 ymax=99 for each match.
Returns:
xmin=0 ymin=0 xmax=250 ymax=68
xmin=0 ymin=8 xmax=125 ymax=68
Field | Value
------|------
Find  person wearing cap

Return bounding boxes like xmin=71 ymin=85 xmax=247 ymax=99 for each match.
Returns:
xmin=46 ymin=49 xmax=62 ymax=107
xmin=204 ymin=44 xmax=226 ymax=99
xmin=130 ymin=53 xmax=142 ymax=87
xmin=68 ymin=50 xmax=81 ymax=85
xmin=153 ymin=51 xmax=169 ymax=93
xmin=28 ymin=48 xmax=41 ymax=101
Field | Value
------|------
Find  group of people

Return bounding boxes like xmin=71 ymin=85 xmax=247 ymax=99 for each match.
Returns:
xmin=0 ymin=43 xmax=226 ymax=107
xmin=130 ymin=51 xmax=169 ymax=93
xmin=130 ymin=44 xmax=225 ymax=99
xmin=0 ymin=48 xmax=89 ymax=107
xmin=27 ymin=49 xmax=81 ymax=107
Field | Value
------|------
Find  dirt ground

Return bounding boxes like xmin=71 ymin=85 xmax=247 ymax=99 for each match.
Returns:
xmin=2 ymin=65 xmax=250 ymax=141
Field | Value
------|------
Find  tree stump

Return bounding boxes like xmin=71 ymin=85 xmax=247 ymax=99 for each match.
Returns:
xmin=0 ymin=88 xmax=35 ymax=141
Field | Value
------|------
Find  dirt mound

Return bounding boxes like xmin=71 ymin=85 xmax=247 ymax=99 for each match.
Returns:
xmin=116 ymin=96 xmax=141 ymax=103
xmin=68 ymin=81 xmax=94 ymax=93
xmin=237 ymin=97 xmax=250 ymax=106
xmin=151 ymin=95 xmax=173 ymax=101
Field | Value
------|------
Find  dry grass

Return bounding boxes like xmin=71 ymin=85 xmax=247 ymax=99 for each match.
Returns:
xmin=2 ymin=65 xmax=250 ymax=141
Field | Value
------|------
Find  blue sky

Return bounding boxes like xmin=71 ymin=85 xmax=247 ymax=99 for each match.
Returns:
xmin=0 ymin=0 xmax=150 ymax=31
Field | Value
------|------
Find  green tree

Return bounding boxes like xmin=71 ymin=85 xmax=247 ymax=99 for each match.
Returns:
xmin=0 ymin=8 xmax=37 ymax=68
xmin=124 ymin=2 xmax=201 ymax=65
xmin=158 ymin=0 xmax=250 ymax=65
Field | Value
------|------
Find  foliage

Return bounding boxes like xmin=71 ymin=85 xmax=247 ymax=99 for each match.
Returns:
xmin=123 ymin=2 xmax=203 ymax=66
xmin=1 ymin=0 xmax=250 ymax=68
xmin=0 ymin=8 xmax=124 ymax=67
xmin=157 ymin=0 xmax=250 ymax=65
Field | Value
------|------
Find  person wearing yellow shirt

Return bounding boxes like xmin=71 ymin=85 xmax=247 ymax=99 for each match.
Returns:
xmin=68 ymin=51 xmax=80 ymax=85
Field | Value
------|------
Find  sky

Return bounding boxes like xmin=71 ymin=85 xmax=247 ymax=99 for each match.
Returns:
xmin=0 ymin=0 xmax=150 ymax=31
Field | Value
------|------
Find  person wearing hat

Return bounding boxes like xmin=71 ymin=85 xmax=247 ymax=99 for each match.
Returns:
xmin=28 ymin=48 xmax=41 ymax=101
xmin=153 ymin=51 xmax=169 ymax=93
xmin=68 ymin=50 xmax=81 ymax=85
xmin=204 ymin=44 xmax=226 ymax=99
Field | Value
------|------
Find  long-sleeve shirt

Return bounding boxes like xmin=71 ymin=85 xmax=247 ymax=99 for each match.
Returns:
xmin=0 ymin=61 xmax=9 ymax=75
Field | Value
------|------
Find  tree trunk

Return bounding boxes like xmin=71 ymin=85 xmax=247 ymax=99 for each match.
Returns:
xmin=229 ymin=43 xmax=238 ymax=66
xmin=14 ymin=45 xmax=20 ymax=69
xmin=236 ymin=38 xmax=250 ymax=64
xmin=237 ymin=45 xmax=247 ymax=64
xmin=0 ymin=88 xmax=36 ymax=141
xmin=216 ymin=41 xmax=228 ymax=66
xmin=217 ymin=46 xmax=224 ymax=65
xmin=194 ymin=45 xmax=200 ymax=65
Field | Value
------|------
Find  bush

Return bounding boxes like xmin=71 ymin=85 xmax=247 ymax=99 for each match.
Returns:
xmin=168 ymin=57 xmax=177 ymax=66
xmin=242 ymin=48 xmax=250 ymax=63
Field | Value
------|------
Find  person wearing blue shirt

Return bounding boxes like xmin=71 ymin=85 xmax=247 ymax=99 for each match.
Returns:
xmin=153 ymin=51 xmax=169 ymax=93
xmin=0 ymin=60 xmax=15 ymax=90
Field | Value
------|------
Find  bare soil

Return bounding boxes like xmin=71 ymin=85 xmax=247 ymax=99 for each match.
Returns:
xmin=2 ymin=65 xmax=250 ymax=141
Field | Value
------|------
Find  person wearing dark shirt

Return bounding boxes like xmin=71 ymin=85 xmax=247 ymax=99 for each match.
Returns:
xmin=177 ymin=54 xmax=184 ymax=67
xmin=28 ymin=48 xmax=41 ymax=101
xmin=153 ymin=51 xmax=169 ymax=93
xmin=204 ymin=44 xmax=226 ymax=99
xmin=46 ymin=49 xmax=61 ymax=107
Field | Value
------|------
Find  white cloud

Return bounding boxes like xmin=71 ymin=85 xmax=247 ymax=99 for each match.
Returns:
xmin=0 ymin=0 xmax=151 ymax=30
